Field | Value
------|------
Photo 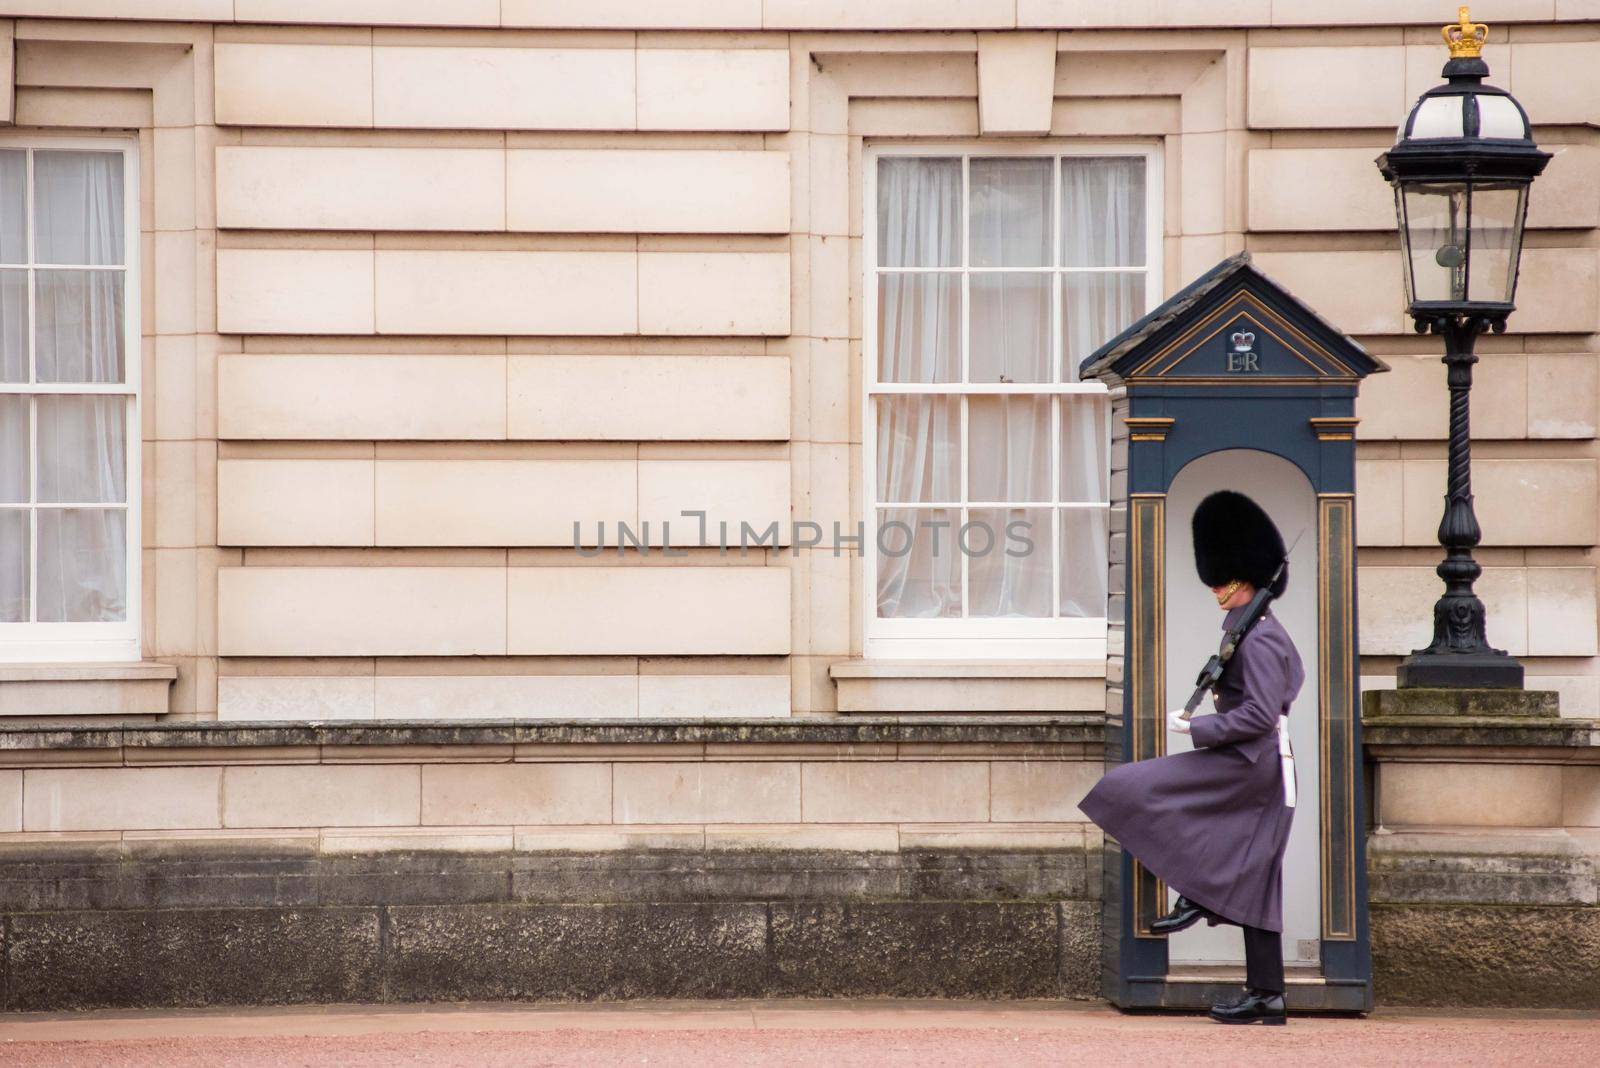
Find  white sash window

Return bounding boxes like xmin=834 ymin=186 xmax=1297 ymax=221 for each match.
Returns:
xmin=865 ymin=144 xmax=1160 ymax=658
xmin=0 ymin=140 xmax=140 ymax=662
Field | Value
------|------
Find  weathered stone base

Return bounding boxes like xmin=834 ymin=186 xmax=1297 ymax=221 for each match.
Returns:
xmin=0 ymin=846 xmax=1102 ymax=1011
xmin=1372 ymin=904 xmax=1600 ymax=1009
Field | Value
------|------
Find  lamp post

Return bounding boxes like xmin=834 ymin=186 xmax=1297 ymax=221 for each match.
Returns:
xmin=1376 ymin=7 xmax=1550 ymax=689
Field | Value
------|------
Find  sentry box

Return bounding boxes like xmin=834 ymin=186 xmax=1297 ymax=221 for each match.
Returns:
xmin=1081 ymin=253 xmax=1387 ymax=1012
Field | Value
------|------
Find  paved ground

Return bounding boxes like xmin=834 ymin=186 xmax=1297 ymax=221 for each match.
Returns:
xmin=1 ymin=1000 xmax=1596 ymax=1067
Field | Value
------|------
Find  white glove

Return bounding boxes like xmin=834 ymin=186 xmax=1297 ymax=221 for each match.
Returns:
xmin=1167 ymin=708 xmax=1191 ymax=735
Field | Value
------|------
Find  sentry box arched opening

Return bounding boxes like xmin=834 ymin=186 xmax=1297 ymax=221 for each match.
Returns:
xmin=1080 ymin=253 xmax=1387 ymax=1012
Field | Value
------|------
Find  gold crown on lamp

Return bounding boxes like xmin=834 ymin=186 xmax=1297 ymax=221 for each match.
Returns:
xmin=1443 ymin=6 xmax=1488 ymax=58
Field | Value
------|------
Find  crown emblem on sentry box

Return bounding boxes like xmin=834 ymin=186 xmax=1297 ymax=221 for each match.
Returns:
xmin=1230 ymin=330 xmax=1256 ymax=352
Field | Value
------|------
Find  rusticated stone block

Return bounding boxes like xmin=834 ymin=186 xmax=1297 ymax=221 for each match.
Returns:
xmin=1057 ymin=899 xmax=1102 ymax=998
xmin=511 ymin=849 xmax=901 ymax=904
xmin=382 ymin=902 xmax=769 ymax=1002
xmin=4 ymin=907 xmax=383 ymax=1011
xmin=767 ymin=901 xmax=1060 ymax=998
xmin=1372 ymin=904 xmax=1600 ymax=1009
xmin=901 ymin=849 xmax=1090 ymax=901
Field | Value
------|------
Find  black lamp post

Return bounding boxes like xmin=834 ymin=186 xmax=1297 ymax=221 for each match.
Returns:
xmin=1376 ymin=7 xmax=1550 ymax=689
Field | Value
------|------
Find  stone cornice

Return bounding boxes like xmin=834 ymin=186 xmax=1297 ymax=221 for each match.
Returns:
xmin=0 ymin=715 xmax=1106 ymax=756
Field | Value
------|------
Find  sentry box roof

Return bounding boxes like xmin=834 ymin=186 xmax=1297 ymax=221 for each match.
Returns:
xmin=1079 ymin=252 xmax=1388 ymax=389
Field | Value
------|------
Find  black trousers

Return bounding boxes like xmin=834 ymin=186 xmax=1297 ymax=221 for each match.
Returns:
xmin=1242 ymin=924 xmax=1284 ymax=994
xmin=1191 ymin=901 xmax=1284 ymax=993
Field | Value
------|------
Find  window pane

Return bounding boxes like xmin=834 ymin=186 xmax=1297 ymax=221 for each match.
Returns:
xmin=1062 ymin=156 xmax=1145 ymax=268
xmin=0 ymin=395 xmax=26 ymax=503
xmin=37 ymin=395 xmax=126 ymax=504
xmin=34 ymin=151 xmax=125 ymax=266
xmin=0 ymin=509 xmax=25 ymax=622
xmin=968 ymin=395 xmax=1049 ymax=502
xmin=37 ymin=507 xmax=125 ymax=622
xmin=876 ymin=395 xmax=959 ymax=503
xmin=1060 ymin=395 xmax=1109 ymax=502
xmin=1063 ymin=272 xmax=1144 ymax=381
xmin=0 ymin=270 xmax=25 ymax=383
xmin=1060 ymin=507 xmax=1110 ymax=618
xmin=876 ymin=506 xmax=961 ymax=618
xmin=1468 ymin=182 xmax=1525 ymax=306
xmin=970 ymin=157 xmax=1050 ymax=267
xmin=970 ymin=273 xmax=1049 ymax=384
xmin=0 ymin=150 xmax=24 ymax=264
xmin=969 ymin=506 xmax=1052 ymax=617
xmin=877 ymin=157 xmax=960 ymax=268
xmin=1401 ymin=182 xmax=1469 ymax=304
xmin=35 ymin=269 xmax=125 ymax=383
xmin=878 ymin=273 xmax=959 ymax=383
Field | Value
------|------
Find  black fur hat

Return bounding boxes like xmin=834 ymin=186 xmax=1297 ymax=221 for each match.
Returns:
xmin=1192 ymin=490 xmax=1288 ymax=598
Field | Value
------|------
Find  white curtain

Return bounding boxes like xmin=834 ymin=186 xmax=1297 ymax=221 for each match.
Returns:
xmin=876 ymin=158 xmax=963 ymax=618
xmin=1 ymin=150 xmax=128 ymax=624
xmin=0 ymin=153 xmax=25 ymax=620
xmin=0 ymin=395 xmax=24 ymax=622
xmin=1062 ymin=157 xmax=1145 ymax=379
xmin=1059 ymin=158 xmax=1139 ymax=618
xmin=875 ymin=155 xmax=1139 ymax=622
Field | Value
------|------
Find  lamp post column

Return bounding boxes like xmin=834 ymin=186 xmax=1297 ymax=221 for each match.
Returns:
xmin=1398 ymin=316 xmax=1522 ymax=687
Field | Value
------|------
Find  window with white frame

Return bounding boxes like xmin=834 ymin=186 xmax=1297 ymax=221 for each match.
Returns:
xmin=864 ymin=145 xmax=1159 ymax=658
xmin=0 ymin=141 xmax=140 ymax=662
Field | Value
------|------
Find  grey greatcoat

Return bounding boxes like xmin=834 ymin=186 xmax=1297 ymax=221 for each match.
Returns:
xmin=1078 ymin=603 xmax=1304 ymax=932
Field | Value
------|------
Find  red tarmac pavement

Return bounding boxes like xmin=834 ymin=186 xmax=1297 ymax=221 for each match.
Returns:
xmin=1 ymin=999 xmax=1596 ymax=1067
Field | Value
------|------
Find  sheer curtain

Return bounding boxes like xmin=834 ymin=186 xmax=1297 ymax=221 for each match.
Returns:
xmin=876 ymin=157 xmax=962 ymax=617
xmin=1062 ymin=157 xmax=1145 ymax=378
xmin=965 ymin=158 xmax=1053 ymax=617
xmin=1059 ymin=158 xmax=1142 ymax=619
xmin=0 ymin=151 xmax=25 ymax=621
xmin=874 ymin=154 xmax=1141 ymax=625
xmin=1 ymin=150 xmax=128 ymax=625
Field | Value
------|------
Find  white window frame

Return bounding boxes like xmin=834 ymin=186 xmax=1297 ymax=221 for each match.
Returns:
xmin=862 ymin=140 xmax=1163 ymax=660
xmin=0 ymin=135 xmax=142 ymax=663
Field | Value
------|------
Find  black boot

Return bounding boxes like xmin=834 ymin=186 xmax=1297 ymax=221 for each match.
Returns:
xmin=1208 ymin=988 xmax=1287 ymax=1025
xmin=1150 ymin=895 xmax=1211 ymax=935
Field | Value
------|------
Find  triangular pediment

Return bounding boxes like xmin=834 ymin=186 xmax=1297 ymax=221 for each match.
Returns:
xmin=1079 ymin=253 xmax=1387 ymax=386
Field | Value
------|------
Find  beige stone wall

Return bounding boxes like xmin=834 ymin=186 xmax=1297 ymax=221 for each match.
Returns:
xmin=0 ymin=737 xmax=1104 ymax=848
xmin=1 ymin=4 xmax=1597 ymax=730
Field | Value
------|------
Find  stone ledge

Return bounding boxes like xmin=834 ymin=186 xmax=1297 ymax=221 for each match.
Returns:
xmin=0 ymin=662 xmax=177 ymax=718
xmin=0 ymin=715 xmax=1107 ymax=754
xmin=1363 ymin=688 xmax=1561 ymax=719
xmin=1362 ymin=716 xmax=1600 ymax=751
xmin=1369 ymin=831 xmax=1600 ymax=907
xmin=830 ymin=660 xmax=1106 ymax=679
xmin=0 ymin=662 xmax=178 ymax=683
xmin=0 ymin=844 xmax=1102 ymax=912
xmin=830 ymin=662 xmax=1107 ymax=714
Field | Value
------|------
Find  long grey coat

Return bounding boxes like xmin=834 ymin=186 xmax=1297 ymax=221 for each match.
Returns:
xmin=1078 ymin=603 xmax=1304 ymax=932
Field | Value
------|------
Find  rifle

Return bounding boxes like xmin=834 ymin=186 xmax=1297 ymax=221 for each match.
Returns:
xmin=1178 ymin=532 xmax=1300 ymax=721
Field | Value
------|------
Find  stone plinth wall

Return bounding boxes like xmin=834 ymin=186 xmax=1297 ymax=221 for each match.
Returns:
xmin=0 ymin=719 xmax=1104 ymax=1009
xmin=1364 ymin=705 xmax=1600 ymax=1009
xmin=0 ymin=843 xmax=1101 ymax=1010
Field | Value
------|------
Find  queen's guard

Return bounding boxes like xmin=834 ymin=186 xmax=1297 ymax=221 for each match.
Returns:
xmin=1079 ymin=490 xmax=1303 ymax=1025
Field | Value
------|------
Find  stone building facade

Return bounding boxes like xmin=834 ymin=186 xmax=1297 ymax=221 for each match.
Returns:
xmin=0 ymin=2 xmax=1595 ymax=1010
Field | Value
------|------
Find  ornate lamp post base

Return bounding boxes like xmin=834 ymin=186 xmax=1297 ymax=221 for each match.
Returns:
xmin=1398 ymin=650 xmax=1523 ymax=689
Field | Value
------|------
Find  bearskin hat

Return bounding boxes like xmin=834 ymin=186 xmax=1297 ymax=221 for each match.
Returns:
xmin=1191 ymin=489 xmax=1288 ymax=598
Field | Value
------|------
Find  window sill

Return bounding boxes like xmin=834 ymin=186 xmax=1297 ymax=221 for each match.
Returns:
xmin=830 ymin=659 xmax=1107 ymax=714
xmin=0 ymin=661 xmax=177 ymax=718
